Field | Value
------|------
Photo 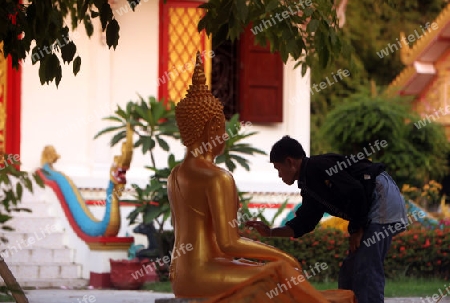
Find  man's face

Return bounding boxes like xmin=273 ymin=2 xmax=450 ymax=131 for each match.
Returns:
xmin=273 ymin=158 xmax=297 ymax=185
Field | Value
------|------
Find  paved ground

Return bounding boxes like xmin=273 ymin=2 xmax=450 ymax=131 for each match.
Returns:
xmin=18 ymin=289 xmax=175 ymax=303
xmin=13 ymin=289 xmax=450 ymax=303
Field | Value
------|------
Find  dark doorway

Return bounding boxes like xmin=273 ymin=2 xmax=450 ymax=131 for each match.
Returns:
xmin=210 ymin=39 xmax=239 ymax=120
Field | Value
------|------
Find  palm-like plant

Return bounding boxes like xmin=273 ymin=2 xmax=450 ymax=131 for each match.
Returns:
xmin=94 ymin=96 xmax=266 ymax=233
xmin=216 ymin=114 xmax=265 ymax=172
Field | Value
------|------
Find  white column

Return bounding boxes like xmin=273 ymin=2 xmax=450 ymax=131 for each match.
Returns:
xmin=283 ymin=58 xmax=311 ymax=156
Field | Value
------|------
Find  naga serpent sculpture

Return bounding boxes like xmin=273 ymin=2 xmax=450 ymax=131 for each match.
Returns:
xmin=39 ymin=124 xmax=134 ymax=237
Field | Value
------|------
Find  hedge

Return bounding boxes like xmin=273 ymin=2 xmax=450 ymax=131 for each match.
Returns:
xmin=158 ymin=222 xmax=450 ymax=282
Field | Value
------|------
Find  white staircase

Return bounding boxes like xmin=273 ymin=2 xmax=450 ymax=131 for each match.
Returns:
xmin=0 ymin=183 xmax=88 ymax=288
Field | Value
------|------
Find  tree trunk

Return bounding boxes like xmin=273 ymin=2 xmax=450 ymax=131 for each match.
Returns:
xmin=0 ymin=258 xmax=28 ymax=303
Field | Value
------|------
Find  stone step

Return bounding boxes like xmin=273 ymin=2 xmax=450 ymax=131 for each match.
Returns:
xmin=1 ymin=247 xmax=74 ymax=264
xmin=2 ymin=231 xmax=66 ymax=249
xmin=8 ymin=262 xmax=81 ymax=280
xmin=7 ymin=217 xmax=62 ymax=233
xmin=0 ymin=278 xmax=88 ymax=288
xmin=6 ymin=202 xmax=58 ymax=218
xmin=17 ymin=186 xmax=55 ymax=204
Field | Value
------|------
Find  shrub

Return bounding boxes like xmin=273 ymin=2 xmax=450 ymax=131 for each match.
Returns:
xmin=161 ymin=224 xmax=450 ymax=281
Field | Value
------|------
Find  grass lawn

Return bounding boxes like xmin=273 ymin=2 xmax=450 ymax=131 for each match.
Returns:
xmin=311 ymin=278 xmax=448 ymax=297
xmin=143 ymin=277 xmax=449 ymax=297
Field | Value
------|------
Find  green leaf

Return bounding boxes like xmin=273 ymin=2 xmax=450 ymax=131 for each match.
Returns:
xmin=301 ymin=62 xmax=307 ymax=77
xmin=152 ymin=101 xmax=165 ymax=121
xmin=1 ymin=225 xmax=14 ymax=231
xmin=94 ymin=125 xmax=125 ymax=139
xmin=142 ymin=137 xmax=156 ymax=154
xmin=16 ymin=183 xmax=23 ymax=201
xmin=304 ymin=7 xmax=314 ymax=17
xmin=168 ymin=154 xmax=175 ymax=168
xmin=11 ymin=207 xmax=32 ymax=213
xmin=33 ymin=172 xmax=45 ymax=188
xmin=198 ymin=2 xmax=215 ymax=9
xmin=235 ymin=0 xmax=248 ymax=22
xmin=156 ymin=136 xmax=170 ymax=152
xmin=224 ymin=158 xmax=236 ymax=172
xmin=265 ymin=0 xmax=279 ymax=13
xmin=84 ymin=16 xmax=94 ymax=37
xmin=90 ymin=9 xmax=100 ymax=18
xmin=24 ymin=177 xmax=33 ymax=192
xmin=127 ymin=0 xmax=139 ymax=11
xmin=230 ymin=154 xmax=250 ymax=171
xmin=110 ymin=130 xmax=126 ymax=146
xmin=102 ymin=116 xmax=123 ymax=123
xmin=307 ymin=19 xmax=320 ymax=32
xmin=60 ymin=41 xmax=77 ymax=64
xmin=100 ymin=2 xmax=113 ymax=31
xmin=127 ymin=208 xmax=141 ymax=225
xmin=143 ymin=205 xmax=163 ymax=223
xmin=73 ymin=56 xmax=81 ymax=75
xmin=106 ymin=19 xmax=120 ymax=50
xmin=44 ymin=53 xmax=59 ymax=84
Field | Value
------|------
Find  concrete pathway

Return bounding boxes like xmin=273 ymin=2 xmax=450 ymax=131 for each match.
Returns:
xmin=15 ymin=289 xmax=450 ymax=303
xmin=21 ymin=289 xmax=175 ymax=303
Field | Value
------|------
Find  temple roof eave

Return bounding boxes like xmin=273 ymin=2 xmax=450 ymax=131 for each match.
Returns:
xmin=400 ymin=4 xmax=450 ymax=65
xmin=387 ymin=64 xmax=436 ymax=96
xmin=389 ymin=3 xmax=450 ymax=96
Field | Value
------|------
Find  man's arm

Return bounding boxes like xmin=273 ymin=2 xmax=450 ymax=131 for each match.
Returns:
xmin=270 ymin=226 xmax=295 ymax=237
xmin=284 ymin=197 xmax=325 ymax=238
xmin=246 ymin=197 xmax=324 ymax=238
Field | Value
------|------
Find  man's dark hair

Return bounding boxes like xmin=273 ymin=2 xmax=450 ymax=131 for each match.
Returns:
xmin=270 ymin=136 xmax=306 ymax=163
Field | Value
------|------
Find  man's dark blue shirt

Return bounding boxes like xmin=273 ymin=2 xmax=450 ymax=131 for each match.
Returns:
xmin=285 ymin=154 xmax=385 ymax=237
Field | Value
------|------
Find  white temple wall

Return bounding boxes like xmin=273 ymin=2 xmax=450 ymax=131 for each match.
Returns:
xmin=20 ymin=1 xmax=310 ymax=194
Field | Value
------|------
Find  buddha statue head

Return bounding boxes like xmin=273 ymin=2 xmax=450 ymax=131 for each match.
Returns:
xmin=175 ymin=52 xmax=226 ymax=156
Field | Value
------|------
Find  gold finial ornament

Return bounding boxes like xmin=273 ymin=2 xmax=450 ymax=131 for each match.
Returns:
xmin=175 ymin=51 xmax=225 ymax=147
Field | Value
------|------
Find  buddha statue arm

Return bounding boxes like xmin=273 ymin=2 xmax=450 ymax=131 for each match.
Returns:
xmin=207 ymin=172 xmax=301 ymax=269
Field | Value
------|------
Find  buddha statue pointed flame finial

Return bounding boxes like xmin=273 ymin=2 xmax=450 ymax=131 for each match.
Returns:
xmin=191 ymin=52 xmax=207 ymax=86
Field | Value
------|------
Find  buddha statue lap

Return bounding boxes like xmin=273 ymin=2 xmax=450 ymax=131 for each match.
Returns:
xmin=166 ymin=53 xmax=355 ymax=303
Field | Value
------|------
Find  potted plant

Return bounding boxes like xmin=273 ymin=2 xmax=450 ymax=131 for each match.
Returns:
xmin=109 ymin=258 xmax=151 ymax=290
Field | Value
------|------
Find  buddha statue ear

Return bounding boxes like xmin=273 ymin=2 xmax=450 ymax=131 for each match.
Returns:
xmin=205 ymin=115 xmax=222 ymax=140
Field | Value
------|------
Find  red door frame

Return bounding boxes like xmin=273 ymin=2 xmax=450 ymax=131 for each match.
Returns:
xmin=5 ymin=59 xmax=21 ymax=159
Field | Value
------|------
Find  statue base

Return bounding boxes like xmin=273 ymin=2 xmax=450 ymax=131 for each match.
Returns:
xmin=164 ymin=261 xmax=356 ymax=303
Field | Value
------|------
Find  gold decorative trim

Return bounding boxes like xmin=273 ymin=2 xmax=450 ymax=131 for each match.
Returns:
xmin=400 ymin=4 xmax=450 ymax=65
xmin=88 ymin=241 xmax=133 ymax=251
xmin=0 ymin=42 xmax=7 ymax=153
xmin=386 ymin=65 xmax=417 ymax=97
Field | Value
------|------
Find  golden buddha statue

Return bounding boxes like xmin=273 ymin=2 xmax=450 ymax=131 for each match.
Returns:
xmin=167 ymin=53 xmax=356 ymax=303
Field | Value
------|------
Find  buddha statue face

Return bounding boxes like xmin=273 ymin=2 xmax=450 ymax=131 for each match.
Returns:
xmin=175 ymin=52 xmax=226 ymax=156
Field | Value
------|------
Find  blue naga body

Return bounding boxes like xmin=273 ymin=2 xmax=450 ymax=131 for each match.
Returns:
xmin=42 ymin=163 xmax=113 ymax=237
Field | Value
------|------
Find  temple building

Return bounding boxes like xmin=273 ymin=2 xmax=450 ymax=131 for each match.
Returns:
xmin=388 ymin=3 xmax=450 ymax=139
xmin=0 ymin=0 xmax=309 ymax=287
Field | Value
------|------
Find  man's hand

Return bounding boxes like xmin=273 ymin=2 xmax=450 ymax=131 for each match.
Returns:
xmin=245 ymin=221 xmax=271 ymax=237
xmin=349 ymin=228 xmax=364 ymax=253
